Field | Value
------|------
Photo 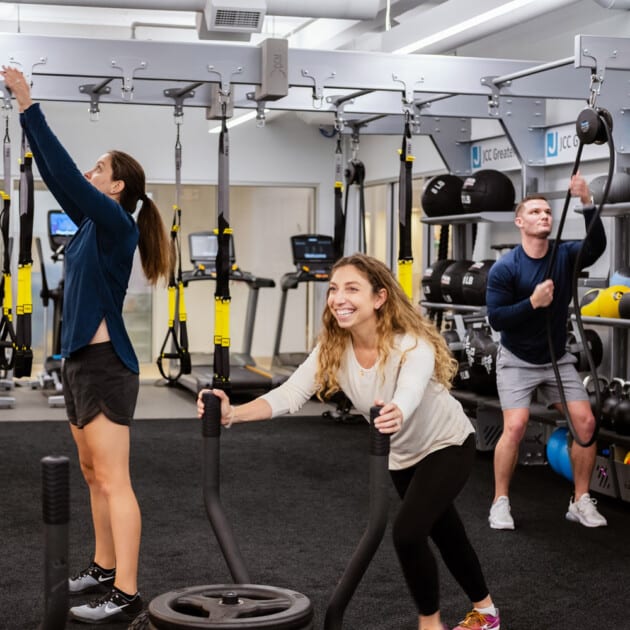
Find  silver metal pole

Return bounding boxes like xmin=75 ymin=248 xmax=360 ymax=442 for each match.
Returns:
xmin=493 ymin=56 xmax=575 ymax=86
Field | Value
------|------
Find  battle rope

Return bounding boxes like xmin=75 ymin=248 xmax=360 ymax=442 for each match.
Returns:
xmin=544 ymin=111 xmax=614 ymax=448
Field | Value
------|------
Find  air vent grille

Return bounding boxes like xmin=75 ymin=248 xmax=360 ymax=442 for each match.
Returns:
xmin=214 ymin=9 xmax=263 ymax=29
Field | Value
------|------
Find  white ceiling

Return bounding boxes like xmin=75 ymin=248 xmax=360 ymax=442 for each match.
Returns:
xmin=0 ymin=0 xmax=627 ymax=62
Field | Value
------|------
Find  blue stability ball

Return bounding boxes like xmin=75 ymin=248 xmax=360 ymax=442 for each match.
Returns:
xmin=546 ymin=427 xmax=574 ymax=482
xmin=610 ymin=267 xmax=630 ymax=288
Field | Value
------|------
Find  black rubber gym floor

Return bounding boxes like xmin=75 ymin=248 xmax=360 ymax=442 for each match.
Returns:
xmin=2 ymin=403 xmax=630 ymax=630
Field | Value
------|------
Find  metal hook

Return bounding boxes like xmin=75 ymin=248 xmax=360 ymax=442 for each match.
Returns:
xmin=588 ymin=71 xmax=603 ymax=109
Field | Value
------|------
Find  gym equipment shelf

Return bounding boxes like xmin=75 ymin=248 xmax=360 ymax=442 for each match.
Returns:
xmin=573 ymin=315 xmax=630 ymax=328
xmin=420 ymin=211 xmax=514 ymax=225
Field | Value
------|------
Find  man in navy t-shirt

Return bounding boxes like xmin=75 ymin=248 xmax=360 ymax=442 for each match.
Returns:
xmin=486 ymin=173 xmax=607 ymax=530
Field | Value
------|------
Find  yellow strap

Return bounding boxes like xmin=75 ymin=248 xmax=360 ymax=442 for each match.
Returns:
xmin=167 ymin=285 xmax=176 ymax=326
xmin=214 ymin=296 xmax=231 ymax=348
xmin=178 ymin=281 xmax=187 ymax=321
xmin=16 ymin=265 xmax=26 ymax=315
xmin=3 ymin=272 xmax=12 ymax=319
xmin=398 ymin=259 xmax=413 ymax=300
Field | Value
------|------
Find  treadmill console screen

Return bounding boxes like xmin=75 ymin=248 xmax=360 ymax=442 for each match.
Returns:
xmin=291 ymin=234 xmax=336 ymax=275
xmin=48 ymin=210 xmax=78 ymax=251
xmin=189 ymin=231 xmax=235 ymax=269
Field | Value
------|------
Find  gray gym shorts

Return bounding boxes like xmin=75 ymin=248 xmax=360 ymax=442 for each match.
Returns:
xmin=495 ymin=344 xmax=588 ymax=410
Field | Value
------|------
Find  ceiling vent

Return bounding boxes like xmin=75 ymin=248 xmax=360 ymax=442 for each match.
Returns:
xmin=204 ymin=0 xmax=266 ymax=34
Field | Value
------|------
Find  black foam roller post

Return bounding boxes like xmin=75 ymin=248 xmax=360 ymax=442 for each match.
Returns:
xmin=202 ymin=391 xmax=222 ymax=438
xmin=324 ymin=406 xmax=390 ymax=630
xmin=41 ymin=455 xmax=69 ymax=630
xmin=200 ymin=391 xmax=251 ymax=584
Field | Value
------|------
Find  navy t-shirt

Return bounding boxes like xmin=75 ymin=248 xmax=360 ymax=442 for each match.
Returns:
xmin=486 ymin=208 xmax=606 ymax=365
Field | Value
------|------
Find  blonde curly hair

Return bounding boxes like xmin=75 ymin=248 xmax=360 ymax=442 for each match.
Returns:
xmin=314 ymin=254 xmax=458 ymax=400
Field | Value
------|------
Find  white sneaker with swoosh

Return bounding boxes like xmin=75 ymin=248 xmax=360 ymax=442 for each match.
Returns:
xmin=69 ymin=588 xmax=143 ymax=624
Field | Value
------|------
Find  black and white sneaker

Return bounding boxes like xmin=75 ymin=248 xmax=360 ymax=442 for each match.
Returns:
xmin=69 ymin=588 xmax=143 ymax=625
xmin=68 ymin=562 xmax=116 ymax=594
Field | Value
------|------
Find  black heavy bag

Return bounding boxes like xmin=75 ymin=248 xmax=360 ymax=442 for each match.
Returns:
xmin=463 ymin=325 xmax=498 ymax=396
xmin=440 ymin=260 xmax=473 ymax=305
xmin=461 ymin=169 xmax=515 ymax=213
xmin=461 ymin=260 xmax=495 ymax=306
xmin=421 ymin=258 xmax=454 ymax=303
xmin=421 ymin=174 xmax=464 ymax=217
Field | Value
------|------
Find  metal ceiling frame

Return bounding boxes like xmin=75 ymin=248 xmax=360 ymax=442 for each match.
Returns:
xmin=1 ymin=32 xmax=630 ymax=177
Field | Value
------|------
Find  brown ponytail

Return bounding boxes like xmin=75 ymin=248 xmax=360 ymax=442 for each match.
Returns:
xmin=109 ymin=150 xmax=171 ymax=285
xmin=137 ymin=197 xmax=171 ymax=285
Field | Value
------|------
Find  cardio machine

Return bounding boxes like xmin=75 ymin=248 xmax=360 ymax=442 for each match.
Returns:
xmin=36 ymin=209 xmax=78 ymax=407
xmin=177 ymin=231 xmax=277 ymax=397
xmin=271 ymin=233 xmax=337 ymax=375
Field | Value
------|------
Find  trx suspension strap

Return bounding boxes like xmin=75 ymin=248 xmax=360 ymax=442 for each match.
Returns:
xmin=157 ymin=118 xmax=191 ymax=383
xmin=397 ymin=111 xmax=415 ymax=300
xmin=14 ymin=129 xmax=34 ymax=377
xmin=213 ymin=101 xmax=232 ymax=391
xmin=343 ymin=127 xmax=366 ymax=254
xmin=0 ymin=116 xmax=16 ymax=370
xmin=332 ymin=132 xmax=345 ymax=261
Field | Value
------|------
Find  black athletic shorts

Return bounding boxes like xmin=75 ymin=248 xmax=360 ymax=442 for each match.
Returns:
xmin=62 ymin=341 xmax=139 ymax=429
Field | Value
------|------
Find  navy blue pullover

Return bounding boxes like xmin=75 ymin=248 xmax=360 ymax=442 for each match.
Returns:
xmin=21 ymin=103 xmax=140 ymax=373
xmin=486 ymin=207 xmax=606 ymax=365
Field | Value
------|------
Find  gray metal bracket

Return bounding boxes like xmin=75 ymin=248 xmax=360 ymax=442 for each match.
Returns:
xmin=207 ymin=64 xmax=243 ymax=99
xmin=164 ymin=82 xmax=203 ymax=119
xmin=109 ymin=56 xmax=148 ymax=100
xmin=78 ymin=78 xmax=113 ymax=120
xmin=300 ymin=67 xmax=337 ymax=108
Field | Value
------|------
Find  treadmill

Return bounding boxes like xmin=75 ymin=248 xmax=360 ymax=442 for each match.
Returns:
xmin=36 ymin=209 xmax=78 ymax=407
xmin=177 ymin=231 xmax=276 ymax=397
xmin=271 ymin=234 xmax=336 ymax=376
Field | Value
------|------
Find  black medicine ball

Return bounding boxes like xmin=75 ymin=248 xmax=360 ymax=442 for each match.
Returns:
xmin=461 ymin=260 xmax=495 ymax=306
xmin=463 ymin=325 xmax=498 ymax=396
xmin=421 ymin=174 xmax=464 ymax=217
xmin=440 ymin=260 xmax=474 ymax=305
xmin=421 ymin=259 xmax=454 ymax=303
xmin=461 ymin=169 xmax=515 ymax=213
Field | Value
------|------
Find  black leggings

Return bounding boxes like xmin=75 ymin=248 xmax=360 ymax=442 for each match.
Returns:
xmin=390 ymin=435 xmax=489 ymax=616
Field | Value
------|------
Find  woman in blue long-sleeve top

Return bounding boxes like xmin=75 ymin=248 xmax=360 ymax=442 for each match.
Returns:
xmin=3 ymin=66 xmax=171 ymax=625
